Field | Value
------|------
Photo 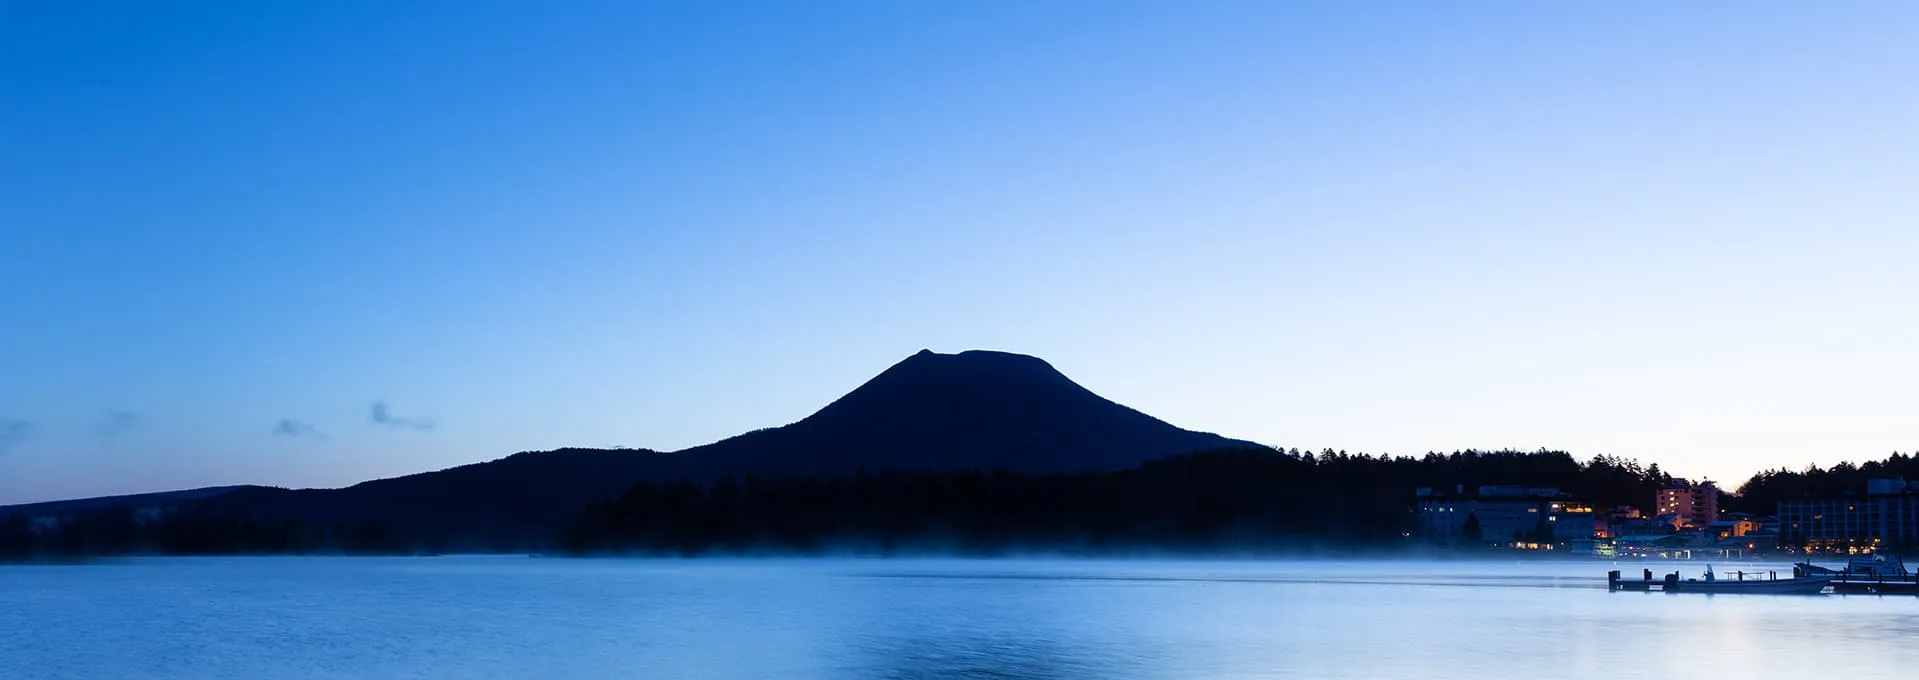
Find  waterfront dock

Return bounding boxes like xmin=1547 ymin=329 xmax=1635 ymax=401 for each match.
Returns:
xmin=1797 ymin=556 xmax=1919 ymax=594
xmin=1827 ymin=574 xmax=1919 ymax=595
xmin=1608 ymin=568 xmax=1829 ymax=594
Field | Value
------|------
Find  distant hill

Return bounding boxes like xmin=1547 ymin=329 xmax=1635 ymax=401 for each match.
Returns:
xmin=668 ymin=349 xmax=1256 ymax=477
xmin=0 ymin=485 xmax=261 ymax=519
xmin=181 ymin=448 xmax=681 ymax=550
xmin=2 ymin=349 xmax=1260 ymax=551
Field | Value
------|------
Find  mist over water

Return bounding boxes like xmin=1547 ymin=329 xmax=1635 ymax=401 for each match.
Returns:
xmin=2 ymin=557 xmax=1911 ymax=679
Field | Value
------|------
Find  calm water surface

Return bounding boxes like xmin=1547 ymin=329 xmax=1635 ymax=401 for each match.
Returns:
xmin=3 ymin=557 xmax=1914 ymax=679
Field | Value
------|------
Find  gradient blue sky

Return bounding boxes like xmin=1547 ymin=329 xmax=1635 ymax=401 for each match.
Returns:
xmin=4 ymin=2 xmax=1916 ymax=504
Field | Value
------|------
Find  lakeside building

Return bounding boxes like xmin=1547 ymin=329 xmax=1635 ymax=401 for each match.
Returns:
xmin=1568 ymin=539 xmax=1615 ymax=557
xmin=1704 ymin=517 xmax=1762 ymax=540
xmin=1597 ymin=506 xmax=1644 ymax=539
xmin=1656 ymin=479 xmax=1720 ymax=529
xmin=1415 ymin=485 xmax=1597 ymax=546
xmin=1779 ymin=477 xmax=1919 ymax=553
xmin=1649 ymin=512 xmax=1686 ymax=532
xmin=1614 ymin=534 xmax=1692 ymax=559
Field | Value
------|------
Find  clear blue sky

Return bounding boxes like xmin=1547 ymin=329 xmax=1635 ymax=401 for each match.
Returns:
xmin=4 ymin=1 xmax=1916 ymax=504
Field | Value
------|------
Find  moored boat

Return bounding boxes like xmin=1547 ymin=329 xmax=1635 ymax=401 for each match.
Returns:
xmin=1801 ymin=554 xmax=1919 ymax=594
xmin=1609 ymin=565 xmax=1831 ymax=594
xmin=1667 ymin=570 xmax=1831 ymax=594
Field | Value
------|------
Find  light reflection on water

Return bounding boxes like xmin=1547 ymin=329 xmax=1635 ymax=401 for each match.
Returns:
xmin=2 ymin=557 xmax=1915 ymax=679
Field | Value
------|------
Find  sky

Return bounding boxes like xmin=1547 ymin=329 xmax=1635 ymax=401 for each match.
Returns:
xmin=3 ymin=1 xmax=1917 ymax=504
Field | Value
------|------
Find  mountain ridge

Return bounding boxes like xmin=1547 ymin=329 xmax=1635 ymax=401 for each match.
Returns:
xmin=666 ymin=348 xmax=1252 ymax=478
xmin=1 ymin=349 xmax=1263 ymax=551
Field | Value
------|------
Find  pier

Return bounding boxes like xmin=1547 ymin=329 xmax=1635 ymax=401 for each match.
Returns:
xmin=1608 ymin=568 xmax=1826 ymax=594
xmin=1826 ymin=573 xmax=1919 ymax=595
xmin=1607 ymin=568 xmax=1674 ymax=592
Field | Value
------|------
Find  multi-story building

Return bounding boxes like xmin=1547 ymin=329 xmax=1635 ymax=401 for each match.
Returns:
xmin=1656 ymin=479 xmax=1720 ymax=528
xmin=1778 ymin=478 xmax=1919 ymax=552
xmin=1416 ymin=485 xmax=1597 ymax=545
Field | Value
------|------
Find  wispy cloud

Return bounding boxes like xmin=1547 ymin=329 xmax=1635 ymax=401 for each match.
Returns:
xmin=370 ymin=402 xmax=434 ymax=430
xmin=92 ymin=410 xmax=138 ymax=440
xmin=272 ymin=419 xmax=325 ymax=439
xmin=0 ymin=418 xmax=30 ymax=454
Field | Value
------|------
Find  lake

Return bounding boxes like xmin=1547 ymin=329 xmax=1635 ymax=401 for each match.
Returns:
xmin=2 ymin=556 xmax=1913 ymax=679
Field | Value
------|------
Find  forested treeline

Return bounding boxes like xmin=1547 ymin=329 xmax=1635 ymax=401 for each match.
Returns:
xmin=561 ymin=447 xmax=1677 ymax=556
xmin=2 ymin=446 xmax=1706 ymax=560
xmin=1730 ymin=452 xmax=1919 ymax=514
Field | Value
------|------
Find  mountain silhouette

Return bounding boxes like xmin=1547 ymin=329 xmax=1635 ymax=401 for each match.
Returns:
xmin=668 ymin=349 xmax=1254 ymax=477
xmin=1 ymin=349 xmax=1259 ymax=550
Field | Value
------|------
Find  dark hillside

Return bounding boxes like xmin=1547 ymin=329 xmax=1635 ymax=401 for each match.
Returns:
xmin=671 ymin=349 xmax=1256 ymax=477
xmin=2 ymin=350 xmax=1257 ymax=554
